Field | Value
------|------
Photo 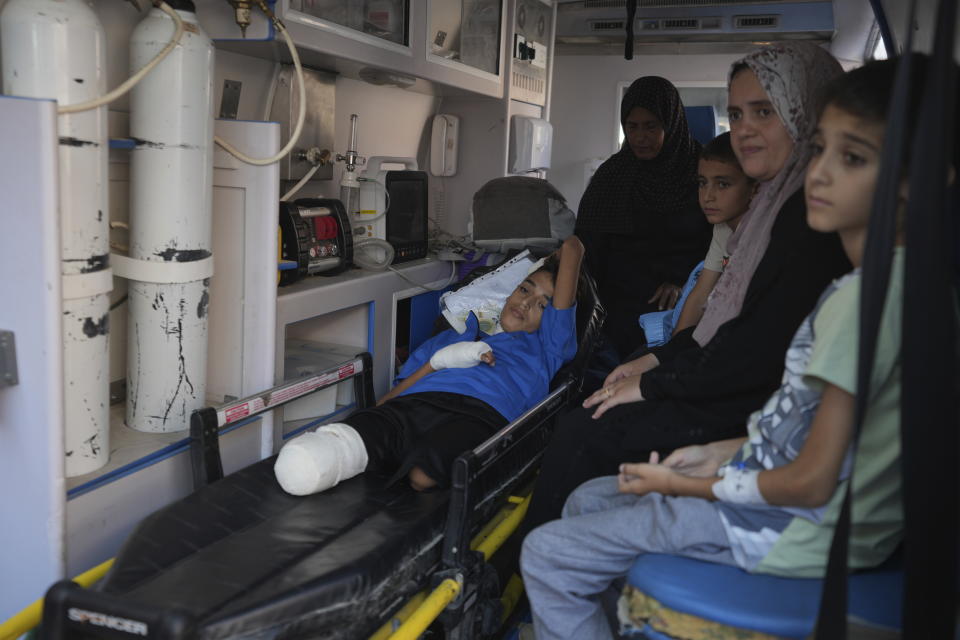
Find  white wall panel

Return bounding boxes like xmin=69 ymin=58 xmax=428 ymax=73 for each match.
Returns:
xmin=0 ymin=95 xmax=64 ymax=620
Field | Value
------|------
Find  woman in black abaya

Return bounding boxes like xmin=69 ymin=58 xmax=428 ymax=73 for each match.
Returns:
xmin=576 ymin=76 xmax=711 ymax=359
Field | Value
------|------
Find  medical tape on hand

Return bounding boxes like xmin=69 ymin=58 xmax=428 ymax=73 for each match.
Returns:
xmin=711 ymin=467 xmax=766 ymax=505
xmin=429 ymin=341 xmax=491 ymax=370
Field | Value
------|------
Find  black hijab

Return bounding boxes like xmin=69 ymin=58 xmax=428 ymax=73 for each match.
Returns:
xmin=576 ymin=76 xmax=701 ymax=234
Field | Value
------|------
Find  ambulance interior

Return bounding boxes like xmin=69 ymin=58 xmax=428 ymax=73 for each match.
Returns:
xmin=0 ymin=0 xmax=956 ymax=638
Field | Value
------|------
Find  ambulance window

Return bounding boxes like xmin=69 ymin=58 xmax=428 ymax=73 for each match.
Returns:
xmin=616 ymin=82 xmax=728 ymax=150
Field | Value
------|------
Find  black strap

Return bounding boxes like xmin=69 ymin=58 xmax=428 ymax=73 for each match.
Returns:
xmin=815 ymin=0 xmax=960 ymax=636
xmin=867 ymin=0 xmax=898 ymax=56
xmin=814 ymin=5 xmax=916 ymax=637
xmin=898 ymin=0 xmax=958 ymax=634
xmin=624 ymin=0 xmax=637 ymax=60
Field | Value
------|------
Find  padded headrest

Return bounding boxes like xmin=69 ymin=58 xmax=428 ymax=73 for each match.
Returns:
xmin=471 ymin=177 xmax=576 ymax=251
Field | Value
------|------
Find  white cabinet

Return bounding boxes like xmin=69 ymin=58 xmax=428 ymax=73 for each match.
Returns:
xmin=204 ymin=0 xmax=508 ymax=98
xmin=292 ymin=0 xmax=408 ymax=46
xmin=275 ymin=257 xmax=454 ymax=408
xmin=428 ymin=0 xmax=557 ymax=237
xmin=421 ymin=0 xmax=505 ymax=95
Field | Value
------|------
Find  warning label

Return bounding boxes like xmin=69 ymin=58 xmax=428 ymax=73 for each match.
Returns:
xmin=221 ymin=397 xmax=266 ymax=425
xmin=225 ymin=404 xmax=249 ymax=422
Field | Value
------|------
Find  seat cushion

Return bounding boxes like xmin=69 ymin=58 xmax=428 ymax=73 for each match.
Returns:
xmin=625 ymin=554 xmax=902 ymax=639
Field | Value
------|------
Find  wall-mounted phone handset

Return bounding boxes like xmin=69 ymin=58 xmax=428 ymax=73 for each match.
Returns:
xmin=430 ymin=114 xmax=459 ymax=177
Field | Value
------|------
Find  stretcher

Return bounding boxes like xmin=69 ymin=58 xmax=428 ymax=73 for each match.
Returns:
xmin=40 ymin=274 xmax=604 ymax=640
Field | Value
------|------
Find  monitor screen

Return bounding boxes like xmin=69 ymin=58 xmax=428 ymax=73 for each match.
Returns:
xmin=386 ymin=172 xmax=428 ymax=258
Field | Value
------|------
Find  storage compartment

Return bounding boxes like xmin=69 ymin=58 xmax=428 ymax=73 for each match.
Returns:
xmin=428 ymin=0 xmax=503 ymax=75
xmin=282 ymin=340 xmax=361 ymax=422
xmin=292 ymin=0 xmax=409 ymax=45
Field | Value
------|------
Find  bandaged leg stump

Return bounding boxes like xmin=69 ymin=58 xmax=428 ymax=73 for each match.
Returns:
xmin=275 ymin=423 xmax=369 ymax=495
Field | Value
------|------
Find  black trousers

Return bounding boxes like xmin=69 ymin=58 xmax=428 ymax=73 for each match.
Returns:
xmin=520 ymin=396 xmax=748 ymax=538
xmin=347 ymin=392 xmax=507 ymax=489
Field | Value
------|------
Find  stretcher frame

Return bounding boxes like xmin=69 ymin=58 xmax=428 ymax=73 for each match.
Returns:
xmin=39 ymin=363 xmax=589 ymax=639
xmin=40 ymin=275 xmax=603 ymax=639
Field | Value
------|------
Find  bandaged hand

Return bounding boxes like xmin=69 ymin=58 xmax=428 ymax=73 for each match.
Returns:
xmin=429 ymin=341 xmax=494 ymax=370
xmin=711 ymin=466 xmax=766 ymax=505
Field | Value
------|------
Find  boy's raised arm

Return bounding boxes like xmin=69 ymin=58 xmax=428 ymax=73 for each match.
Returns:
xmin=553 ymin=235 xmax=585 ymax=310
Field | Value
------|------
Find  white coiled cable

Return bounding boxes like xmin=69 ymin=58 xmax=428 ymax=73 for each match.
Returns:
xmin=352 ymin=238 xmax=395 ymax=271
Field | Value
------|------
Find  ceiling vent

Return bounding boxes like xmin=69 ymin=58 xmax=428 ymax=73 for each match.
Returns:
xmin=734 ymin=15 xmax=780 ymax=28
xmin=591 ymin=19 xmax=627 ymax=31
xmin=661 ymin=17 xmax=701 ymax=29
xmin=557 ymin=0 xmax=833 ymax=44
xmin=584 ymin=0 xmax=629 ymax=7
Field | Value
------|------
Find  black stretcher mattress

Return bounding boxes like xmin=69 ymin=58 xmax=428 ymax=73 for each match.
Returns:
xmin=78 ymin=274 xmax=606 ymax=640
xmin=96 ymin=455 xmax=450 ymax=640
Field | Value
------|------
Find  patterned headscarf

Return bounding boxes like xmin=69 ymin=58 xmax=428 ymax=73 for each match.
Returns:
xmin=692 ymin=43 xmax=843 ymax=346
xmin=575 ymin=76 xmax=701 ymax=234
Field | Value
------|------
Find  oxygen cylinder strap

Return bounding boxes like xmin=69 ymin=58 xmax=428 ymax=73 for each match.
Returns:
xmin=111 ymin=253 xmax=214 ymax=284
xmin=62 ymin=269 xmax=114 ymax=300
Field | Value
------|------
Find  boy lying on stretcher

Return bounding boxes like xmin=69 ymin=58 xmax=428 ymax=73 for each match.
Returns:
xmin=274 ymin=236 xmax=585 ymax=496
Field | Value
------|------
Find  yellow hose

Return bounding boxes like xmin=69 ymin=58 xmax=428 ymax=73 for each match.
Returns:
xmin=0 ymin=558 xmax=114 ymax=640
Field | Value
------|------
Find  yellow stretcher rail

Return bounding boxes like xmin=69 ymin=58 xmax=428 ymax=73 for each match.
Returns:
xmin=499 ymin=573 xmax=525 ymax=626
xmin=385 ymin=578 xmax=462 ymax=640
xmin=382 ymin=492 xmax=531 ymax=640
xmin=369 ymin=592 xmax=429 ymax=640
xmin=0 ymin=558 xmax=115 ymax=640
xmin=475 ymin=494 xmax=528 ymax=561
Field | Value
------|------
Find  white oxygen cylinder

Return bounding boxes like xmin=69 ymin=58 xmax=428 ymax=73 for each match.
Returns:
xmin=1 ymin=0 xmax=111 ymax=476
xmin=126 ymin=1 xmax=214 ymax=432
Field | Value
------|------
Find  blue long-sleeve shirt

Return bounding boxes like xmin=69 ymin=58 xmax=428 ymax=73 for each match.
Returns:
xmin=396 ymin=305 xmax=577 ymax=421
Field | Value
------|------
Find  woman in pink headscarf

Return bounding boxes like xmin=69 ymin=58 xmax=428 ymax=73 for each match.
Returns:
xmin=521 ymin=42 xmax=852 ymax=534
